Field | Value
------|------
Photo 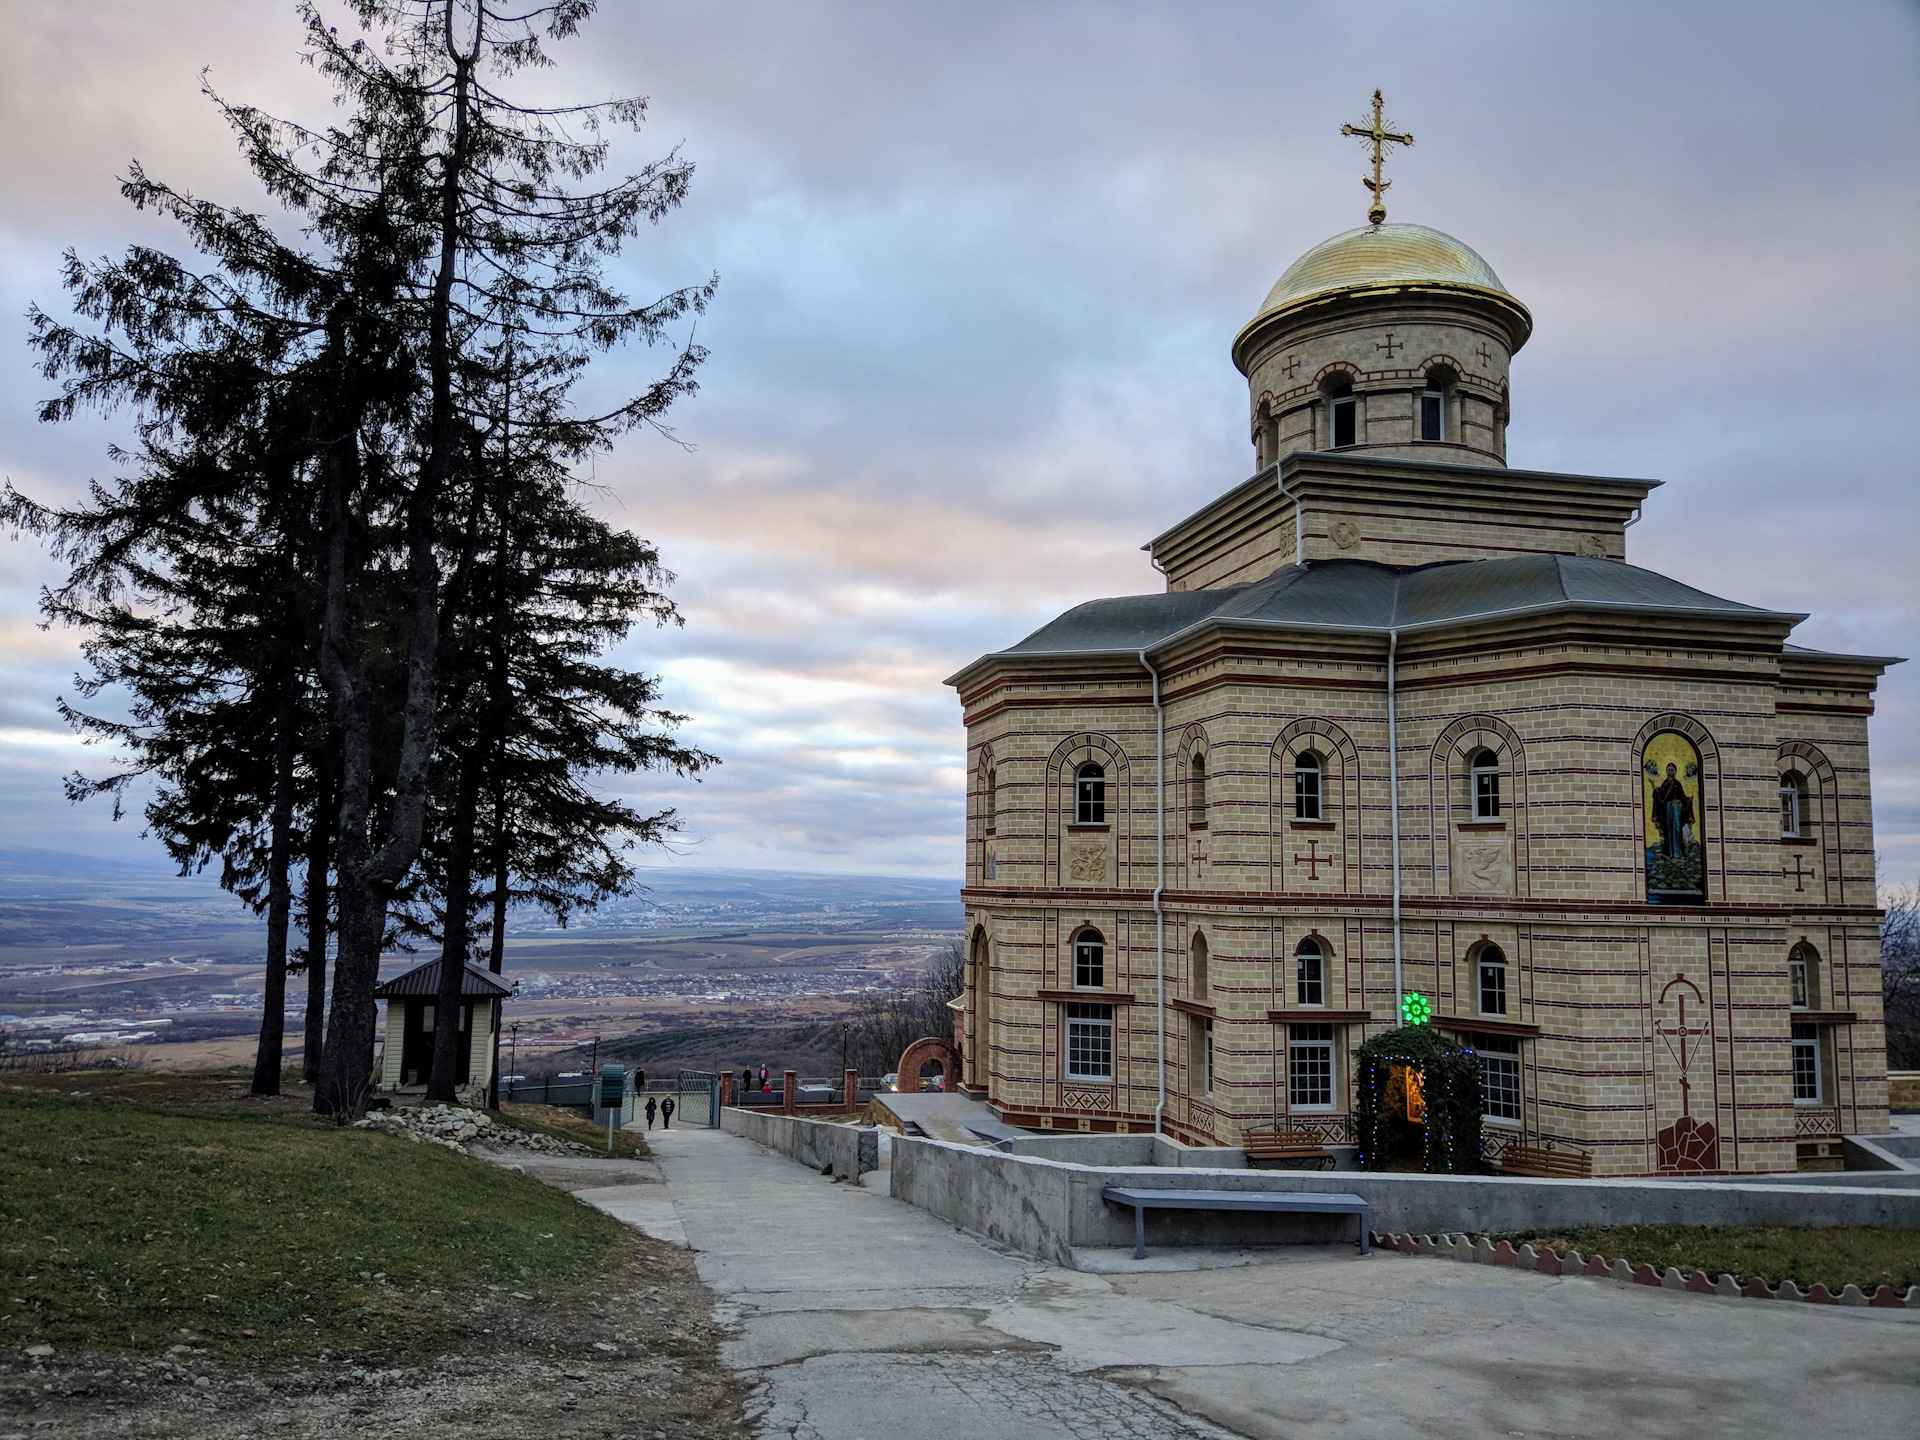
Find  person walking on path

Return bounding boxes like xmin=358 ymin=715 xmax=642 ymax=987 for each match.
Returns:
xmin=660 ymin=1095 xmax=675 ymax=1130
xmin=644 ymin=1095 xmax=658 ymax=1130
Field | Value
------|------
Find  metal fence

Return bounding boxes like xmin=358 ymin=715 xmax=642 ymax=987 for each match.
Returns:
xmin=676 ymin=1068 xmax=720 ymax=1129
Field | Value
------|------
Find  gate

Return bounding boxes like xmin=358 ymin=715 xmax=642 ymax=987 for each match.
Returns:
xmin=676 ymin=1068 xmax=720 ymax=1128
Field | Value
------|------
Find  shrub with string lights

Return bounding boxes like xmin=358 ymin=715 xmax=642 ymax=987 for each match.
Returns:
xmin=1353 ymin=1024 xmax=1484 ymax=1173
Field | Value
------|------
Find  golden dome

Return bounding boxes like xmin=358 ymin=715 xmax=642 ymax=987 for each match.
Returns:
xmin=1233 ymin=222 xmax=1530 ymax=373
xmin=1257 ymin=223 xmax=1511 ymax=317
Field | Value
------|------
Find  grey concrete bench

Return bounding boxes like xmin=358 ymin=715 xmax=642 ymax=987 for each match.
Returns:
xmin=1102 ymin=1185 xmax=1370 ymax=1259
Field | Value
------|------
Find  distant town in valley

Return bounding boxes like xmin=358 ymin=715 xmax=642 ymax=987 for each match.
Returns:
xmin=0 ymin=849 xmax=960 ymax=1076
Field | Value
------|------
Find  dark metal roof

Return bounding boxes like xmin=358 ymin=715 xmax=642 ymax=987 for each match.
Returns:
xmin=373 ymin=960 xmax=513 ymax=1000
xmin=991 ymin=555 xmax=1799 ymax=661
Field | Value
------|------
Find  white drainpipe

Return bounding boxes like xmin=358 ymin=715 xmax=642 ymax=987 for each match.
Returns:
xmin=1275 ymin=461 xmax=1304 ymax=568
xmin=1140 ymin=648 xmax=1167 ymax=1135
xmin=1387 ymin=628 xmax=1404 ymax=1021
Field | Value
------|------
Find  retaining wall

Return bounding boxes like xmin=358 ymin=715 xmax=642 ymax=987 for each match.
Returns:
xmin=888 ymin=1135 xmax=1920 ymax=1267
xmin=720 ymin=1106 xmax=879 ymax=1180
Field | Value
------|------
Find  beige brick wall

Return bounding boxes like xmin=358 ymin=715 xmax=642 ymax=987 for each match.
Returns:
xmin=958 ymin=627 xmax=1891 ymax=1171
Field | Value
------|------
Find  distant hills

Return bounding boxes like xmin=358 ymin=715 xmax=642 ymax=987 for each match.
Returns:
xmin=0 ymin=849 xmax=961 ymax=957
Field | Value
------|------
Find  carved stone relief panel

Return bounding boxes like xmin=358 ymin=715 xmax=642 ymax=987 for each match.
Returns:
xmin=1067 ymin=837 xmax=1112 ymax=886
xmin=1452 ymin=832 xmax=1513 ymax=896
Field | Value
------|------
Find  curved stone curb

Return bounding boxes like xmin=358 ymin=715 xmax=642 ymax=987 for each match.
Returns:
xmin=1368 ymin=1232 xmax=1920 ymax=1310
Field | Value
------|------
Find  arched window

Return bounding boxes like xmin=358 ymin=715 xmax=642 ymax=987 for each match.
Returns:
xmin=1422 ymin=367 xmax=1456 ymax=443
xmin=1073 ymin=928 xmax=1105 ymax=989
xmin=1329 ymin=383 xmax=1357 ymax=448
xmin=982 ymin=762 xmax=997 ymax=834
xmin=1294 ymin=750 xmax=1323 ymax=821
xmin=1075 ymin=762 xmax=1106 ymax=825
xmin=1189 ymin=753 xmax=1208 ymax=828
xmin=1780 ymin=770 xmax=1807 ymax=838
xmin=1190 ymin=932 xmax=1210 ymax=1000
xmin=1643 ymin=733 xmax=1705 ymax=903
xmin=1476 ymin=944 xmax=1508 ymax=1017
xmin=1788 ymin=941 xmax=1819 ymax=1010
xmin=1471 ymin=748 xmax=1501 ymax=820
xmin=1296 ymin=936 xmax=1325 ymax=1008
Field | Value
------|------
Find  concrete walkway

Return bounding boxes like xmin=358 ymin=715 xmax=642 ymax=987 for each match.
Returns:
xmin=577 ymin=1124 xmax=1918 ymax=1440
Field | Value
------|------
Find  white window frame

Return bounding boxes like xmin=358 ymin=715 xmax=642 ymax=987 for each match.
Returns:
xmin=1065 ymin=1003 xmax=1114 ymax=1082
xmin=1477 ymin=949 xmax=1508 ymax=1017
xmin=1330 ymin=393 xmax=1357 ymax=448
xmin=1288 ymin=1023 xmax=1336 ymax=1110
xmin=1190 ymin=1016 xmax=1214 ymax=1097
xmin=1789 ymin=946 xmax=1814 ymax=1010
xmin=1420 ymin=388 xmax=1445 ymax=442
xmin=1472 ymin=750 xmax=1501 ymax=820
xmin=1072 ymin=930 xmax=1105 ymax=989
xmin=1296 ymin=939 xmax=1325 ymax=1008
xmin=1294 ymin=751 xmax=1322 ymax=820
xmin=984 ymin=765 xmax=997 ymax=833
xmin=1791 ymin=1022 xmax=1821 ymax=1104
xmin=1475 ymin=1034 xmax=1522 ymax=1123
xmin=1075 ymin=763 xmax=1106 ymax=825
xmin=1779 ymin=773 xmax=1803 ymax=838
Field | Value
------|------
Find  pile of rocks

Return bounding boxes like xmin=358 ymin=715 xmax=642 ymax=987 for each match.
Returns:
xmin=354 ymin=1103 xmax=590 ymax=1155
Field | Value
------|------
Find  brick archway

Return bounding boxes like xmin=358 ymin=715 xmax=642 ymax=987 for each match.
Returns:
xmin=896 ymin=1037 xmax=959 ymax=1093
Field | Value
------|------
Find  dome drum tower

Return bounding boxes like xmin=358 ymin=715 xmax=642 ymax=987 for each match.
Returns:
xmin=1233 ymin=223 xmax=1532 ymax=471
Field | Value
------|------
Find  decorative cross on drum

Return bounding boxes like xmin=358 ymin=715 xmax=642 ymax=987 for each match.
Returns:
xmin=1293 ymin=838 xmax=1329 ymax=882
xmin=1281 ymin=354 xmax=1302 ymax=380
xmin=1783 ymin=853 xmax=1814 ymax=893
xmin=1376 ymin=333 xmax=1402 ymax=358
xmin=1655 ymin=974 xmax=1712 ymax=1119
xmin=1475 ymin=342 xmax=1493 ymax=368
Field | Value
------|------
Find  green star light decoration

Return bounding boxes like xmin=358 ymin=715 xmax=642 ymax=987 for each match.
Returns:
xmin=1401 ymin=991 xmax=1434 ymax=1026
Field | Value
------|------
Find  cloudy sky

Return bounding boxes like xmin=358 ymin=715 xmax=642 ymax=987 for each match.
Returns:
xmin=2 ymin=1 xmax=1916 ymax=885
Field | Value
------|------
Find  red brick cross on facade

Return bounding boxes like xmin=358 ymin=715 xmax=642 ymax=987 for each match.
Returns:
xmin=1782 ymin=853 xmax=1814 ymax=893
xmin=1376 ymin=333 xmax=1402 ymax=358
xmin=1475 ymin=342 xmax=1493 ymax=367
xmin=1293 ymin=838 xmax=1329 ymax=881
xmin=1281 ymin=354 xmax=1302 ymax=379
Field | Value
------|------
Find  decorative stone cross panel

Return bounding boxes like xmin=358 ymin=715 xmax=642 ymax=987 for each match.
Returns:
xmin=1782 ymin=853 xmax=1814 ymax=893
xmin=1294 ymin=838 xmax=1329 ymax=882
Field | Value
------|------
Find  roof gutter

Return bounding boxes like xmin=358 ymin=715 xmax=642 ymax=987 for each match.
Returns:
xmin=949 ymin=594 xmax=1808 ymax=689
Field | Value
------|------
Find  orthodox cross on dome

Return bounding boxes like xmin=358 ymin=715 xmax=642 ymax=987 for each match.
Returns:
xmin=1341 ymin=89 xmax=1414 ymax=227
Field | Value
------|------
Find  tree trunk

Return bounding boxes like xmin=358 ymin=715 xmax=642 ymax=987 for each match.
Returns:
xmin=250 ymin=670 xmax=299 ymax=1096
xmin=301 ymin=744 xmax=335 ymax=1083
xmin=426 ymin=760 xmax=479 ymax=1103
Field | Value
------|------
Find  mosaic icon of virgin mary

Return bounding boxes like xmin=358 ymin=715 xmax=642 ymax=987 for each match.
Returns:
xmin=1644 ymin=734 xmax=1704 ymax=902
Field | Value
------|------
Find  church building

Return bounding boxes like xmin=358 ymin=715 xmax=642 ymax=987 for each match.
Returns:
xmin=946 ymin=102 xmax=1896 ymax=1175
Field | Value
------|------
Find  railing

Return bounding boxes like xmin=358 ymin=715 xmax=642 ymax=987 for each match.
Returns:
xmin=1280 ymin=1114 xmax=1356 ymax=1146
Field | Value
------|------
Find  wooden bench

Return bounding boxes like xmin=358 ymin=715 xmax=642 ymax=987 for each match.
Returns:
xmin=1102 ymin=1186 xmax=1370 ymax=1260
xmin=1493 ymin=1144 xmax=1593 ymax=1179
xmin=1241 ymin=1127 xmax=1337 ymax=1171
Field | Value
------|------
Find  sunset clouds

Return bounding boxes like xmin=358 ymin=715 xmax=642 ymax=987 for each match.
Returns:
xmin=2 ymin=1 xmax=1915 ymax=881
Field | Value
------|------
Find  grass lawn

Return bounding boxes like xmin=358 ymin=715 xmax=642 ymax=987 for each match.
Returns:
xmin=1495 ymin=1223 xmax=1920 ymax=1294
xmin=495 ymin=1100 xmax=650 ymax=1158
xmin=0 ymin=1076 xmax=632 ymax=1364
